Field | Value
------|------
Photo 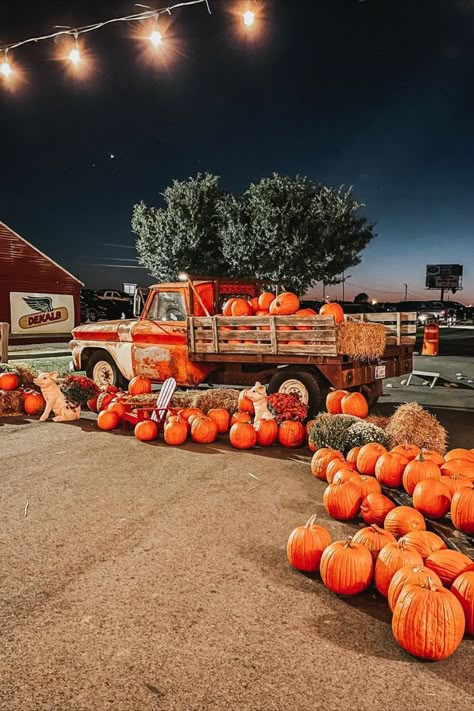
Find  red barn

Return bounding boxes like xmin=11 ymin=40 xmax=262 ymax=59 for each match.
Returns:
xmin=0 ymin=221 xmax=83 ymax=344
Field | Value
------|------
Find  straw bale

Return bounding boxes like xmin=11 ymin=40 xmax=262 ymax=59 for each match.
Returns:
xmin=336 ymin=322 xmax=386 ymax=360
xmin=365 ymin=414 xmax=390 ymax=430
xmin=0 ymin=389 xmax=23 ymax=417
xmin=386 ymin=402 xmax=447 ymax=454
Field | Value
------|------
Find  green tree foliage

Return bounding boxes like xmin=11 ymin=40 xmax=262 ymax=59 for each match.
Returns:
xmin=132 ymin=173 xmax=230 ymax=282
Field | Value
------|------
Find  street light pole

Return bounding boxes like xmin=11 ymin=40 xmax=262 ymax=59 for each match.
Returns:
xmin=342 ymin=273 xmax=351 ymax=301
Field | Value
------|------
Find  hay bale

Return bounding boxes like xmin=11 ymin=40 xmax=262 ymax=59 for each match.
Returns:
xmin=336 ymin=322 xmax=386 ymax=360
xmin=0 ymin=389 xmax=23 ymax=417
xmin=365 ymin=414 xmax=390 ymax=430
xmin=126 ymin=388 xmax=240 ymax=413
xmin=385 ymin=402 xmax=447 ymax=454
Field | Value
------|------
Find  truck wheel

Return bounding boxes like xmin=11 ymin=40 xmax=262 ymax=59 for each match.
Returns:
xmin=268 ymin=369 xmax=325 ymax=418
xmin=86 ymin=351 xmax=127 ymax=390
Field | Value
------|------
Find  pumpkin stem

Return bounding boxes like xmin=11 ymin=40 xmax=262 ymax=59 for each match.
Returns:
xmin=305 ymin=514 xmax=318 ymax=528
xmin=371 ymin=524 xmax=383 ymax=533
xmin=398 ymin=540 xmax=406 ymax=551
xmin=424 ymin=576 xmax=438 ymax=592
xmin=344 ymin=536 xmax=354 ymax=548
xmin=418 ymin=450 xmax=425 ymax=462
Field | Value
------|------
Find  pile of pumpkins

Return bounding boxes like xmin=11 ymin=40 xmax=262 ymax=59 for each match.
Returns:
xmin=95 ymin=376 xmax=306 ymax=449
xmin=287 ymin=441 xmax=474 ymax=660
xmin=0 ymin=371 xmax=46 ymax=415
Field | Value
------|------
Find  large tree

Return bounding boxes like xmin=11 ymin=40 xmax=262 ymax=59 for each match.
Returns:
xmin=219 ymin=174 xmax=374 ymax=293
xmin=132 ymin=173 xmax=230 ymax=281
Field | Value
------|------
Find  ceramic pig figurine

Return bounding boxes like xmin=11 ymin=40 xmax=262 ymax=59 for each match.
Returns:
xmin=33 ymin=372 xmax=81 ymax=422
xmin=244 ymin=382 xmax=275 ymax=425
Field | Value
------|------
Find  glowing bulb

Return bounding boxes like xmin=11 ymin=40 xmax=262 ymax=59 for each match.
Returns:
xmin=68 ymin=47 xmax=81 ymax=65
xmin=149 ymin=29 xmax=162 ymax=47
xmin=243 ymin=10 xmax=255 ymax=26
xmin=1 ymin=58 xmax=11 ymax=78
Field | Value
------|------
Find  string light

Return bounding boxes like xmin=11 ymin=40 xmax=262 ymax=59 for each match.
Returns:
xmin=243 ymin=10 xmax=255 ymax=27
xmin=68 ymin=35 xmax=81 ymax=65
xmin=0 ymin=55 xmax=12 ymax=78
xmin=149 ymin=29 xmax=163 ymax=47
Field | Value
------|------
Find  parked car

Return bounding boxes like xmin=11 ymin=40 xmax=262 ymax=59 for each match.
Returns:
xmin=441 ymin=301 xmax=471 ymax=323
xmin=80 ymin=295 xmax=109 ymax=323
xmin=383 ymin=300 xmax=446 ymax=325
xmin=95 ymin=289 xmax=133 ymax=303
xmin=81 ymin=290 xmax=132 ymax=321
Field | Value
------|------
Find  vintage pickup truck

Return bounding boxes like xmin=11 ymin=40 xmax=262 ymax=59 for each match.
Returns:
xmin=70 ymin=277 xmax=415 ymax=416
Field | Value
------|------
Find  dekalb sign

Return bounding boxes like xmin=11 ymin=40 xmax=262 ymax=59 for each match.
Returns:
xmin=10 ymin=292 xmax=75 ymax=335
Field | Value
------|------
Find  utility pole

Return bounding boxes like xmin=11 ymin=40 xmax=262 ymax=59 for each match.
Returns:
xmin=342 ymin=272 xmax=351 ymax=301
xmin=403 ymin=283 xmax=408 ymax=301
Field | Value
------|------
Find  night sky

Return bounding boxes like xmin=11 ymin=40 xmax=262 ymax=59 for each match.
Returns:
xmin=1 ymin=0 xmax=473 ymax=303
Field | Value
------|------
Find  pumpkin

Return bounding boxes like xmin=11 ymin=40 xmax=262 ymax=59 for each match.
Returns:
xmin=250 ymin=297 xmax=260 ymax=313
xmin=320 ymin=536 xmax=373 ymax=595
xmin=442 ymin=474 xmax=472 ymax=497
xmin=231 ymin=298 xmax=253 ymax=317
xmin=374 ymin=540 xmax=423 ymax=597
xmin=108 ymin=400 xmax=127 ymax=420
xmin=255 ymin=418 xmax=278 ymax=447
xmin=128 ymin=376 xmax=152 ymax=396
xmin=441 ymin=459 xmax=474 ymax=479
xmin=326 ymin=459 xmax=354 ymax=484
xmin=238 ymin=390 xmax=255 ymax=415
xmin=451 ymin=485 xmax=474 ymax=534
xmin=87 ymin=396 xmax=98 ymax=413
xmin=350 ymin=474 xmax=381 ymax=499
xmin=191 ymin=416 xmax=218 ymax=444
xmin=341 ymin=392 xmax=369 ymax=419
xmin=323 ymin=480 xmax=361 ymax=521
xmin=392 ymin=578 xmax=465 ymax=660
xmin=96 ymin=391 xmax=115 ymax=412
xmin=360 ymin=493 xmax=396 ymax=526
xmin=388 ymin=565 xmax=443 ymax=612
xmin=451 ymin=571 xmax=474 ymax=635
xmin=375 ymin=453 xmax=408 ymax=488
xmin=311 ymin=448 xmax=345 ymax=482
xmin=0 ymin=372 xmax=19 ymax=391
xmin=398 ymin=530 xmax=446 ymax=559
xmin=164 ymin=418 xmax=188 ymax=445
xmin=207 ymin=408 xmax=230 ymax=434
xmin=97 ymin=410 xmax=120 ymax=430
xmin=333 ymin=469 xmax=358 ymax=484
xmin=425 ymin=549 xmax=473 ymax=587
xmin=402 ymin=454 xmax=441 ymax=495
xmin=416 ymin=448 xmax=445 ymax=466
xmin=222 ymin=298 xmax=237 ymax=316
xmin=269 ymin=291 xmax=300 ymax=315
xmin=134 ymin=419 xmax=158 ymax=441
xmin=383 ymin=506 xmax=426 ymax=538
xmin=319 ymin=302 xmax=344 ymax=325
xmin=229 ymin=422 xmax=257 ymax=449
xmin=231 ymin=412 xmax=252 ymax=426
xmin=445 ymin=448 xmax=474 ymax=463
xmin=346 ymin=447 xmax=360 ymax=466
xmin=412 ymin=479 xmax=451 ymax=518
xmin=295 ymin=308 xmax=318 ymax=330
xmin=258 ymin=292 xmax=275 ymax=311
xmin=356 ymin=442 xmax=387 ymax=476
xmin=278 ymin=420 xmax=305 ymax=448
xmin=180 ymin=407 xmax=204 ymax=422
xmin=326 ymin=389 xmax=349 ymax=415
xmin=352 ymin=524 xmax=396 ymax=561
xmin=391 ymin=443 xmax=421 ymax=461
xmin=256 ymin=310 xmax=269 ymax=317
xmin=23 ymin=391 xmax=46 ymax=415
xmin=286 ymin=514 xmax=332 ymax=572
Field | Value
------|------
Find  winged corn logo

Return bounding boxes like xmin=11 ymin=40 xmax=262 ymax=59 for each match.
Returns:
xmin=19 ymin=296 xmax=69 ymax=330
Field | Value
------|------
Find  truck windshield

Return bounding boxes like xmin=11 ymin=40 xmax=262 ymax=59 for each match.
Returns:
xmin=148 ymin=291 xmax=187 ymax=322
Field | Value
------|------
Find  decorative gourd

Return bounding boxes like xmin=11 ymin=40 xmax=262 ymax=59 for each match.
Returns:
xmin=346 ymin=447 xmax=361 ymax=466
xmin=229 ymin=422 xmax=257 ymax=449
xmin=23 ymin=391 xmax=46 ymax=415
xmin=341 ymin=392 xmax=369 ymax=419
xmin=286 ymin=514 xmax=332 ymax=572
xmin=207 ymin=408 xmax=230 ymax=434
xmin=442 ymin=474 xmax=472 ymax=497
xmin=352 ymin=524 xmax=396 ymax=561
xmin=388 ymin=565 xmax=442 ymax=612
xmin=445 ymin=448 xmax=474 ymax=463
xmin=310 ymin=448 xmax=344 ymax=481
xmin=402 ymin=453 xmax=441 ymax=495
xmin=222 ymin=298 xmax=237 ymax=316
xmin=320 ymin=536 xmax=374 ymax=595
xmin=356 ymin=442 xmax=387 ymax=475
xmin=391 ymin=443 xmax=420 ymax=461
xmin=278 ymin=420 xmax=305 ymax=448
xmin=360 ymin=493 xmax=396 ymax=526
xmin=255 ymin=418 xmax=278 ymax=447
xmin=191 ymin=416 xmax=218 ymax=444
xmin=398 ymin=530 xmax=446 ymax=559
xmin=375 ymin=453 xmax=408 ymax=488
xmin=134 ymin=420 xmax=158 ymax=441
xmin=269 ymin=292 xmax=300 ymax=315
xmin=238 ymin=390 xmax=255 ymax=415
xmin=412 ymin=479 xmax=451 ymax=518
xmin=451 ymin=571 xmax=474 ymax=635
xmin=258 ymin=292 xmax=275 ymax=311
xmin=374 ymin=540 xmax=423 ymax=597
xmin=323 ymin=480 xmax=361 ymax=521
xmin=415 ymin=449 xmax=445 ymax=466
xmin=319 ymin=302 xmax=344 ymax=325
xmin=326 ymin=458 xmax=354 ymax=484
xmin=450 ymin=485 xmax=474 ymax=534
xmin=128 ymin=376 xmax=152 ymax=396
xmin=383 ymin=506 xmax=426 ymax=538
xmin=164 ymin=418 xmax=188 ymax=445
xmin=231 ymin=412 xmax=252 ymax=426
xmin=326 ymin=389 xmax=349 ymax=415
xmin=231 ymin=298 xmax=253 ymax=317
xmin=392 ymin=579 xmax=465 ymax=660
xmin=425 ymin=549 xmax=473 ymax=587
xmin=0 ymin=372 xmax=19 ymax=391
xmin=350 ymin=474 xmax=381 ymax=499
xmin=97 ymin=410 xmax=120 ymax=431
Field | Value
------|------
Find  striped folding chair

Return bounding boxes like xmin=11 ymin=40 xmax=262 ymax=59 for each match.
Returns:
xmin=122 ymin=377 xmax=177 ymax=430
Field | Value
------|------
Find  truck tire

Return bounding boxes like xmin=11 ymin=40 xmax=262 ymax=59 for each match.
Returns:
xmin=86 ymin=351 xmax=127 ymax=390
xmin=268 ymin=369 xmax=325 ymax=418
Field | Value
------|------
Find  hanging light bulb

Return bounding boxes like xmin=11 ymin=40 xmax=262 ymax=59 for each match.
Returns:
xmin=68 ymin=33 xmax=81 ymax=65
xmin=243 ymin=10 xmax=255 ymax=27
xmin=149 ymin=29 xmax=163 ymax=47
xmin=1 ymin=54 xmax=12 ymax=78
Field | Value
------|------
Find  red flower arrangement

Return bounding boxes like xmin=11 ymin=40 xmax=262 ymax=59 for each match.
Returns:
xmin=267 ymin=392 xmax=308 ymax=424
xmin=59 ymin=375 xmax=99 ymax=407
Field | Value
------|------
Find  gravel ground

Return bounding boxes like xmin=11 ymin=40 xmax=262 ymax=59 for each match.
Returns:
xmin=0 ymin=416 xmax=473 ymax=711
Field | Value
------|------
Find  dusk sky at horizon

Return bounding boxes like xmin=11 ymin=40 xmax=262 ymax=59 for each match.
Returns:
xmin=1 ymin=0 xmax=473 ymax=303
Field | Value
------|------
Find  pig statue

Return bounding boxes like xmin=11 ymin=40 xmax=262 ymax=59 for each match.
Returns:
xmin=244 ymin=382 xmax=275 ymax=425
xmin=33 ymin=372 xmax=81 ymax=423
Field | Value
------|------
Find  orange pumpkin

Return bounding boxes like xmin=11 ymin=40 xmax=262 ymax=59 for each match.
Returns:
xmin=412 ymin=479 xmax=451 ymax=518
xmin=320 ymin=536 xmax=373 ymax=595
xmin=383 ymin=506 xmax=426 ymax=538
xmin=326 ymin=458 xmax=354 ymax=484
xmin=450 ymin=484 xmax=474 ymax=534
xmin=333 ymin=469 xmax=358 ymax=484
xmin=180 ymin=407 xmax=204 ymax=423
xmin=388 ymin=565 xmax=443 ymax=612
xmin=451 ymin=571 xmax=474 ymax=635
xmin=164 ymin=418 xmax=188 ymax=445
xmin=269 ymin=291 xmax=300 ymax=315
xmin=207 ymin=408 xmax=230 ymax=434
xmin=258 ymin=292 xmax=275 ymax=311
xmin=441 ymin=459 xmax=474 ymax=478
xmin=222 ymin=298 xmax=237 ymax=316
xmin=402 ymin=455 xmax=442 ymax=495
xmin=229 ymin=421 xmax=257 ymax=449
xmin=416 ymin=448 xmax=445 ymax=466
xmin=87 ymin=396 xmax=98 ymax=413
xmin=350 ymin=474 xmax=382 ymax=499
xmin=375 ymin=453 xmax=408 ymax=488
xmin=374 ymin=540 xmax=423 ymax=597
xmin=352 ymin=524 xmax=396 ymax=561
xmin=286 ymin=514 xmax=332 ymax=572
xmin=231 ymin=411 xmax=252 ymax=426
xmin=108 ymin=400 xmax=127 ymax=420
xmin=191 ymin=416 xmax=218 ymax=444
xmin=134 ymin=419 xmax=158 ymax=441
xmin=357 ymin=442 xmax=387 ymax=476
xmin=319 ymin=302 xmax=344 ymax=325
xmin=97 ymin=410 xmax=120 ymax=431
xmin=346 ymin=447 xmax=361 ymax=466
xmin=445 ymin=448 xmax=474 ymax=463
xmin=323 ymin=480 xmax=361 ymax=520
xmin=256 ymin=310 xmax=270 ymax=317
xmin=128 ymin=376 xmax=152 ymax=396
xmin=360 ymin=493 xmax=396 ymax=526
xmin=310 ymin=448 xmax=344 ymax=482
xmin=278 ymin=420 xmax=305 ymax=448
xmin=23 ymin=391 xmax=46 ymax=415
xmin=425 ymin=549 xmax=473 ymax=587
xmin=398 ymin=530 xmax=446 ymax=559
xmin=250 ymin=297 xmax=260 ymax=314
xmin=255 ymin=418 xmax=278 ymax=447
xmin=0 ymin=372 xmax=19 ymax=391
xmin=295 ymin=308 xmax=318 ymax=331
xmin=391 ymin=443 xmax=420 ymax=461
xmin=442 ymin=474 xmax=472 ymax=497
xmin=326 ymin=389 xmax=349 ymax=415
xmin=341 ymin=392 xmax=369 ymax=419
xmin=231 ymin=298 xmax=253 ymax=317
xmin=238 ymin=390 xmax=255 ymax=415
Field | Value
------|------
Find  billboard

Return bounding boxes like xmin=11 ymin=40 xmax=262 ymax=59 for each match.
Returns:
xmin=425 ymin=264 xmax=463 ymax=290
xmin=10 ymin=292 xmax=75 ymax=335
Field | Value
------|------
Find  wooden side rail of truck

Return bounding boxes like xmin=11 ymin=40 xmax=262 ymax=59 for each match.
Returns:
xmin=70 ymin=278 xmax=415 ymax=416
